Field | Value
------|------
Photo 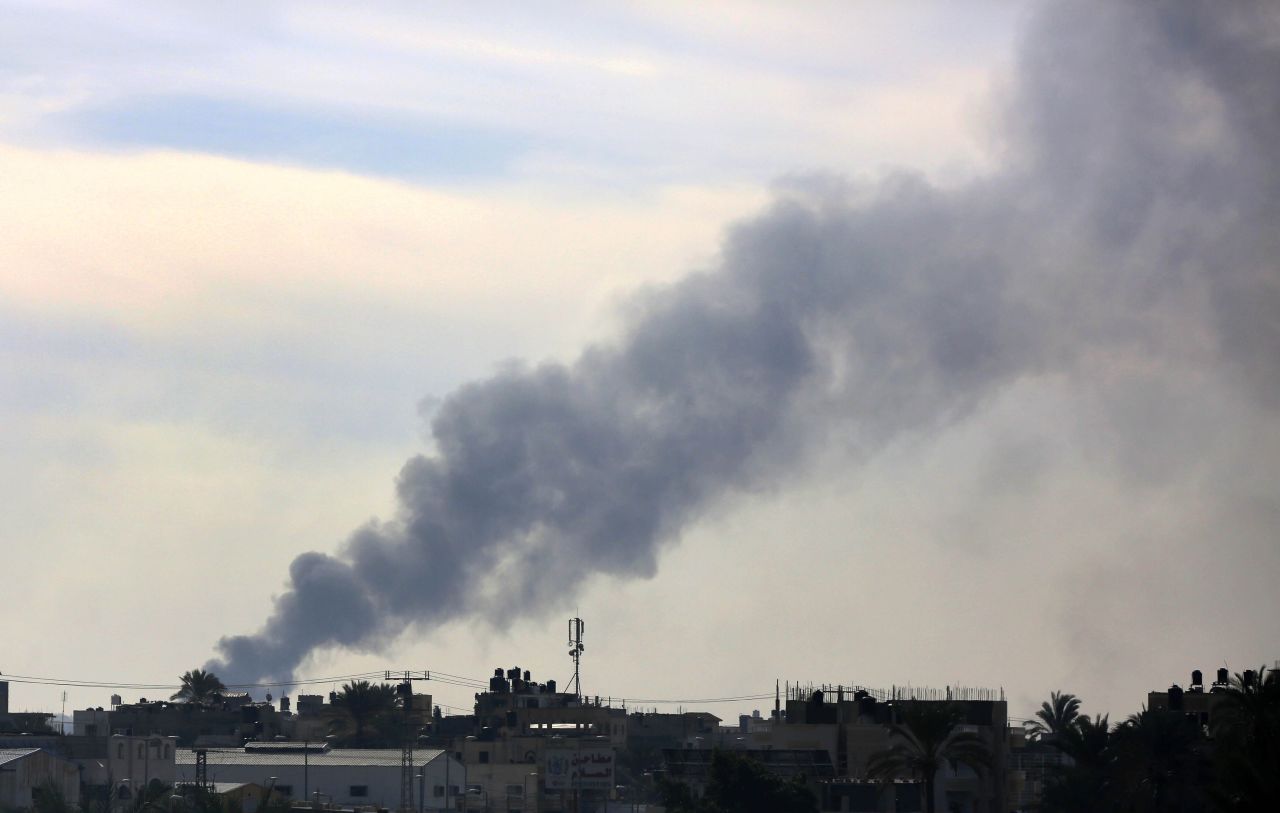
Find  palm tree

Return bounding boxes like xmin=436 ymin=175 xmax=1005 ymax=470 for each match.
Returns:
xmin=1042 ymin=714 xmax=1115 ymax=813
xmin=331 ymin=680 xmax=399 ymax=743
xmin=1057 ymin=713 xmax=1112 ymax=768
xmin=1027 ymin=691 xmax=1082 ymax=742
xmin=171 ymin=669 xmax=227 ymax=705
xmin=1208 ymin=666 xmax=1280 ymax=811
xmin=867 ymin=702 xmax=991 ymax=813
xmin=1110 ymin=707 xmax=1206 ymax=813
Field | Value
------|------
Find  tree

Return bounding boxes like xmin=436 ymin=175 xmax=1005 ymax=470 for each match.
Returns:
xmin=660 ymin=751 xmax=816 ymax=813
xmin=1027 ymin=691 xmax=1083 ymax=741
xmin=1208 ymin=666 xmax=1280 ymax=811
xmin=171 ymin=670 xmax=227 ymax=706
xmin=1056 ymin=713 xmax=1112 ymax=768
xmin=1041 ymin=714 xmax=1115 ymax=813
xmin=1110 ymin=707 xmax=1207 ymax=813
xmin=867 ymin=702 xmax=991 ymax=813
xmin=330 ymin=680 xmax=399 ymax=743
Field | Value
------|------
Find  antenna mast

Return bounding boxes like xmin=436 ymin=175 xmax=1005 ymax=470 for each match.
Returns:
xmin=567 ymin=617 xmax=585 ymax=698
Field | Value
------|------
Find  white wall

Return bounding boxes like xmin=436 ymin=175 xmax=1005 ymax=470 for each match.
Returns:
xmin=0 ymin=751 xmax=81 ymax=810
xmin=108 ymin=735 xmax=178 ymax=794
xmin=175 ymin=753 xmax=464 ymax=811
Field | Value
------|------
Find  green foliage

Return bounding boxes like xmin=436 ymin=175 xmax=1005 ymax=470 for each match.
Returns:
xmin=867 ymin=702 xmax=991 ymax=813
xmin=1027 ymin=691 xmax=1082 ymax=741
xmin=660 ymin=751 xmax=817 ymax=813
xmin=330 ymin=680 xmax=401 ymax=745
xmin=1039 ymin=674 xmax=1280 ymax=813
xmin=171 ymin=670 xmax=227 ymax=706
xmin=1208 ymin=666 xmax=1280 ymax=811
xmin=30 ymin=782 xmax=75 ymax=813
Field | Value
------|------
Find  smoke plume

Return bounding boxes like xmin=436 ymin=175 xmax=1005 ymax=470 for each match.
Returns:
xmin=210 ymin=0 xmax=1280 ymax=685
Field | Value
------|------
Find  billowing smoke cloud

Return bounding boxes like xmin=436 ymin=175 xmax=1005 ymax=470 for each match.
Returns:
xmin=210 ymin=0 xmax=1279 ymax=684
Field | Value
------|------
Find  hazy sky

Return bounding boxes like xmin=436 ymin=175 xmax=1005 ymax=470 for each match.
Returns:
xmin=3 ymin=1 xmax=1277 ymax=728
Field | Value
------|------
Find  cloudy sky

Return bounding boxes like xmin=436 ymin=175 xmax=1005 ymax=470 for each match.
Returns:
xmin=4 ymin=0 xmax=1277 ymax=727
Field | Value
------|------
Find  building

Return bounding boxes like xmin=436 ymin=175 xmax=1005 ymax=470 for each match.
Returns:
xmin=175 ymin=742 xmax=463 ymax=811
xmin=104 ymin=697 xmax=285 ymax=746
xmin=0 ymin=749 xmax=81 ymax=811
xmin=106 ymin=734 xmax=180 ymax=794
xmin=666 ymin=684 xmax=1010 ymax=813
xmin=452 ymin=665 xmax=627 ymax=813
xmin=1146 ymin=667 xmax=1240 ymax=730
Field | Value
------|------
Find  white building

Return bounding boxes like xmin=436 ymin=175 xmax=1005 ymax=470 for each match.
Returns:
xmin=0 ymin=749 xmax=80 ymax=811
xmin=107 ymin=734 xmax=180 ymax=794
xmin=176 ymin=744 xmax=464 ymax=811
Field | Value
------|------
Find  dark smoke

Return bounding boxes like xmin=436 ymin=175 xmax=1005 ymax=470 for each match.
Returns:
xmin=210 ymin=0 xmax=1280 ymax=684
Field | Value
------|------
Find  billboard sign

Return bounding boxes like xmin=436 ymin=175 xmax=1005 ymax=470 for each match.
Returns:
xmin=543 ymin=748 xmax=615 ymax=790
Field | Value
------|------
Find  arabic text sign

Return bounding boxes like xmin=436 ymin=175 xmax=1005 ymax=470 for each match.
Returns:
xmin=542 ymin=748 xmax=615 ymax=790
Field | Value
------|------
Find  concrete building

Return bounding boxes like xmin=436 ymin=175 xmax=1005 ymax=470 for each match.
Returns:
xmin=73 ymin=709 xmax=111 ymax=737
xmin=175 ymin=743 xmax=462 ymax=811
xmin=107 ymin=734 xmax=180 ymax=795
xmin=0 ymin=749 xmax=81 ymax=811
xmin=627 ymin=712 xmax=720 ymax=753
xmin=105 ymin=698 xmax=285 ymax=746
xmin=705 ymin=685 xmax=1010 ymax=813
xmin=454 ymin=665 xmax=628 ymax=813
xmin=1146 ymin=667 xmax=1240 ymax=730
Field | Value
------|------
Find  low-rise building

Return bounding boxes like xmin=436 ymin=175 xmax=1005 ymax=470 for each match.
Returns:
xmin=0 ymin=748 xmax=81 ymax=811
xmin=175 ymin=743 xmax=462 ymax=811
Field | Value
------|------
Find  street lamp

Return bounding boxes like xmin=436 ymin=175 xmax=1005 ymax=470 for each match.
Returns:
xmin=415 ymin=773 xmax=424 ymax=813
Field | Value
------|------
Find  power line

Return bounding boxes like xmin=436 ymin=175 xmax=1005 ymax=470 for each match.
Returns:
xmin=2 ymin=669 xmax=780 ymax=710
xmin=0 ymin=671 xmax=389 ymax=691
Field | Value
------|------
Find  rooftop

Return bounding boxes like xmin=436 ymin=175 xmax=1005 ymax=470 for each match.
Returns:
xmin=177 ymin=748 xmax=445 ymax=768
xmin=0 ymin=749 xmax=40 ymax=767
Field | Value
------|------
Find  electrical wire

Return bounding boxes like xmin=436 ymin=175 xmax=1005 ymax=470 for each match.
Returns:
xmin=2 ymin=669 xmax=781 ymax=710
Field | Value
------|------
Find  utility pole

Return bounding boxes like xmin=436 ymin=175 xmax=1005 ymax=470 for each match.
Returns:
xmin=387 ymin=670 xmax=431 ymax=813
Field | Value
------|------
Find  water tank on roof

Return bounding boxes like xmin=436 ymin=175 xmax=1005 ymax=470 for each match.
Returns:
xmin=1168 ymin=685 xmax=1184 ymax=711
xmin=1191 ymin=670 xmax=1203 ymax=688
xmin=547 ymin=679 xmax=557 ymax=694
xmin=1217 ymin=668 xmax=1230 ymax=684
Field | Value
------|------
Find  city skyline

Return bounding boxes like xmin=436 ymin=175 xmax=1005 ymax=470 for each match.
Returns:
xmin=3 ymin=0 xmax=1277 ymax=730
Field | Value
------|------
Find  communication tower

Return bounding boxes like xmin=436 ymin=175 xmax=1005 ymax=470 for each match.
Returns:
xmin=567 ymin=617 xmax=585 ymax=698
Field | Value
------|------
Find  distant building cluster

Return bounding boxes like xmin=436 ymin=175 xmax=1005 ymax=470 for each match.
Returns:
xmin=0 ymin=660 xmax=1264 ymax=813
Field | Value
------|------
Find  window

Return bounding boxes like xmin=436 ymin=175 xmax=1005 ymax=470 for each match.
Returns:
xmin=349 ymin=786 xmax=369 ymax=798
xmin=117 ymin=744 xmax=124 ymax=759
xmin=433 ymin=786 xmax=444 ymax=798
xmin=275 ymin=786 xmax=293 ymax=797
xmin=478 ymin=750 xmax=489 ymax=764
xmin=505 ymin=785 xmax=523 ymax=796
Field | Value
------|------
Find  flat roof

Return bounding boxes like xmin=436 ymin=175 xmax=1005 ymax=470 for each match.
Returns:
xmin=177 ymin=748 xmax=446 ymax=767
